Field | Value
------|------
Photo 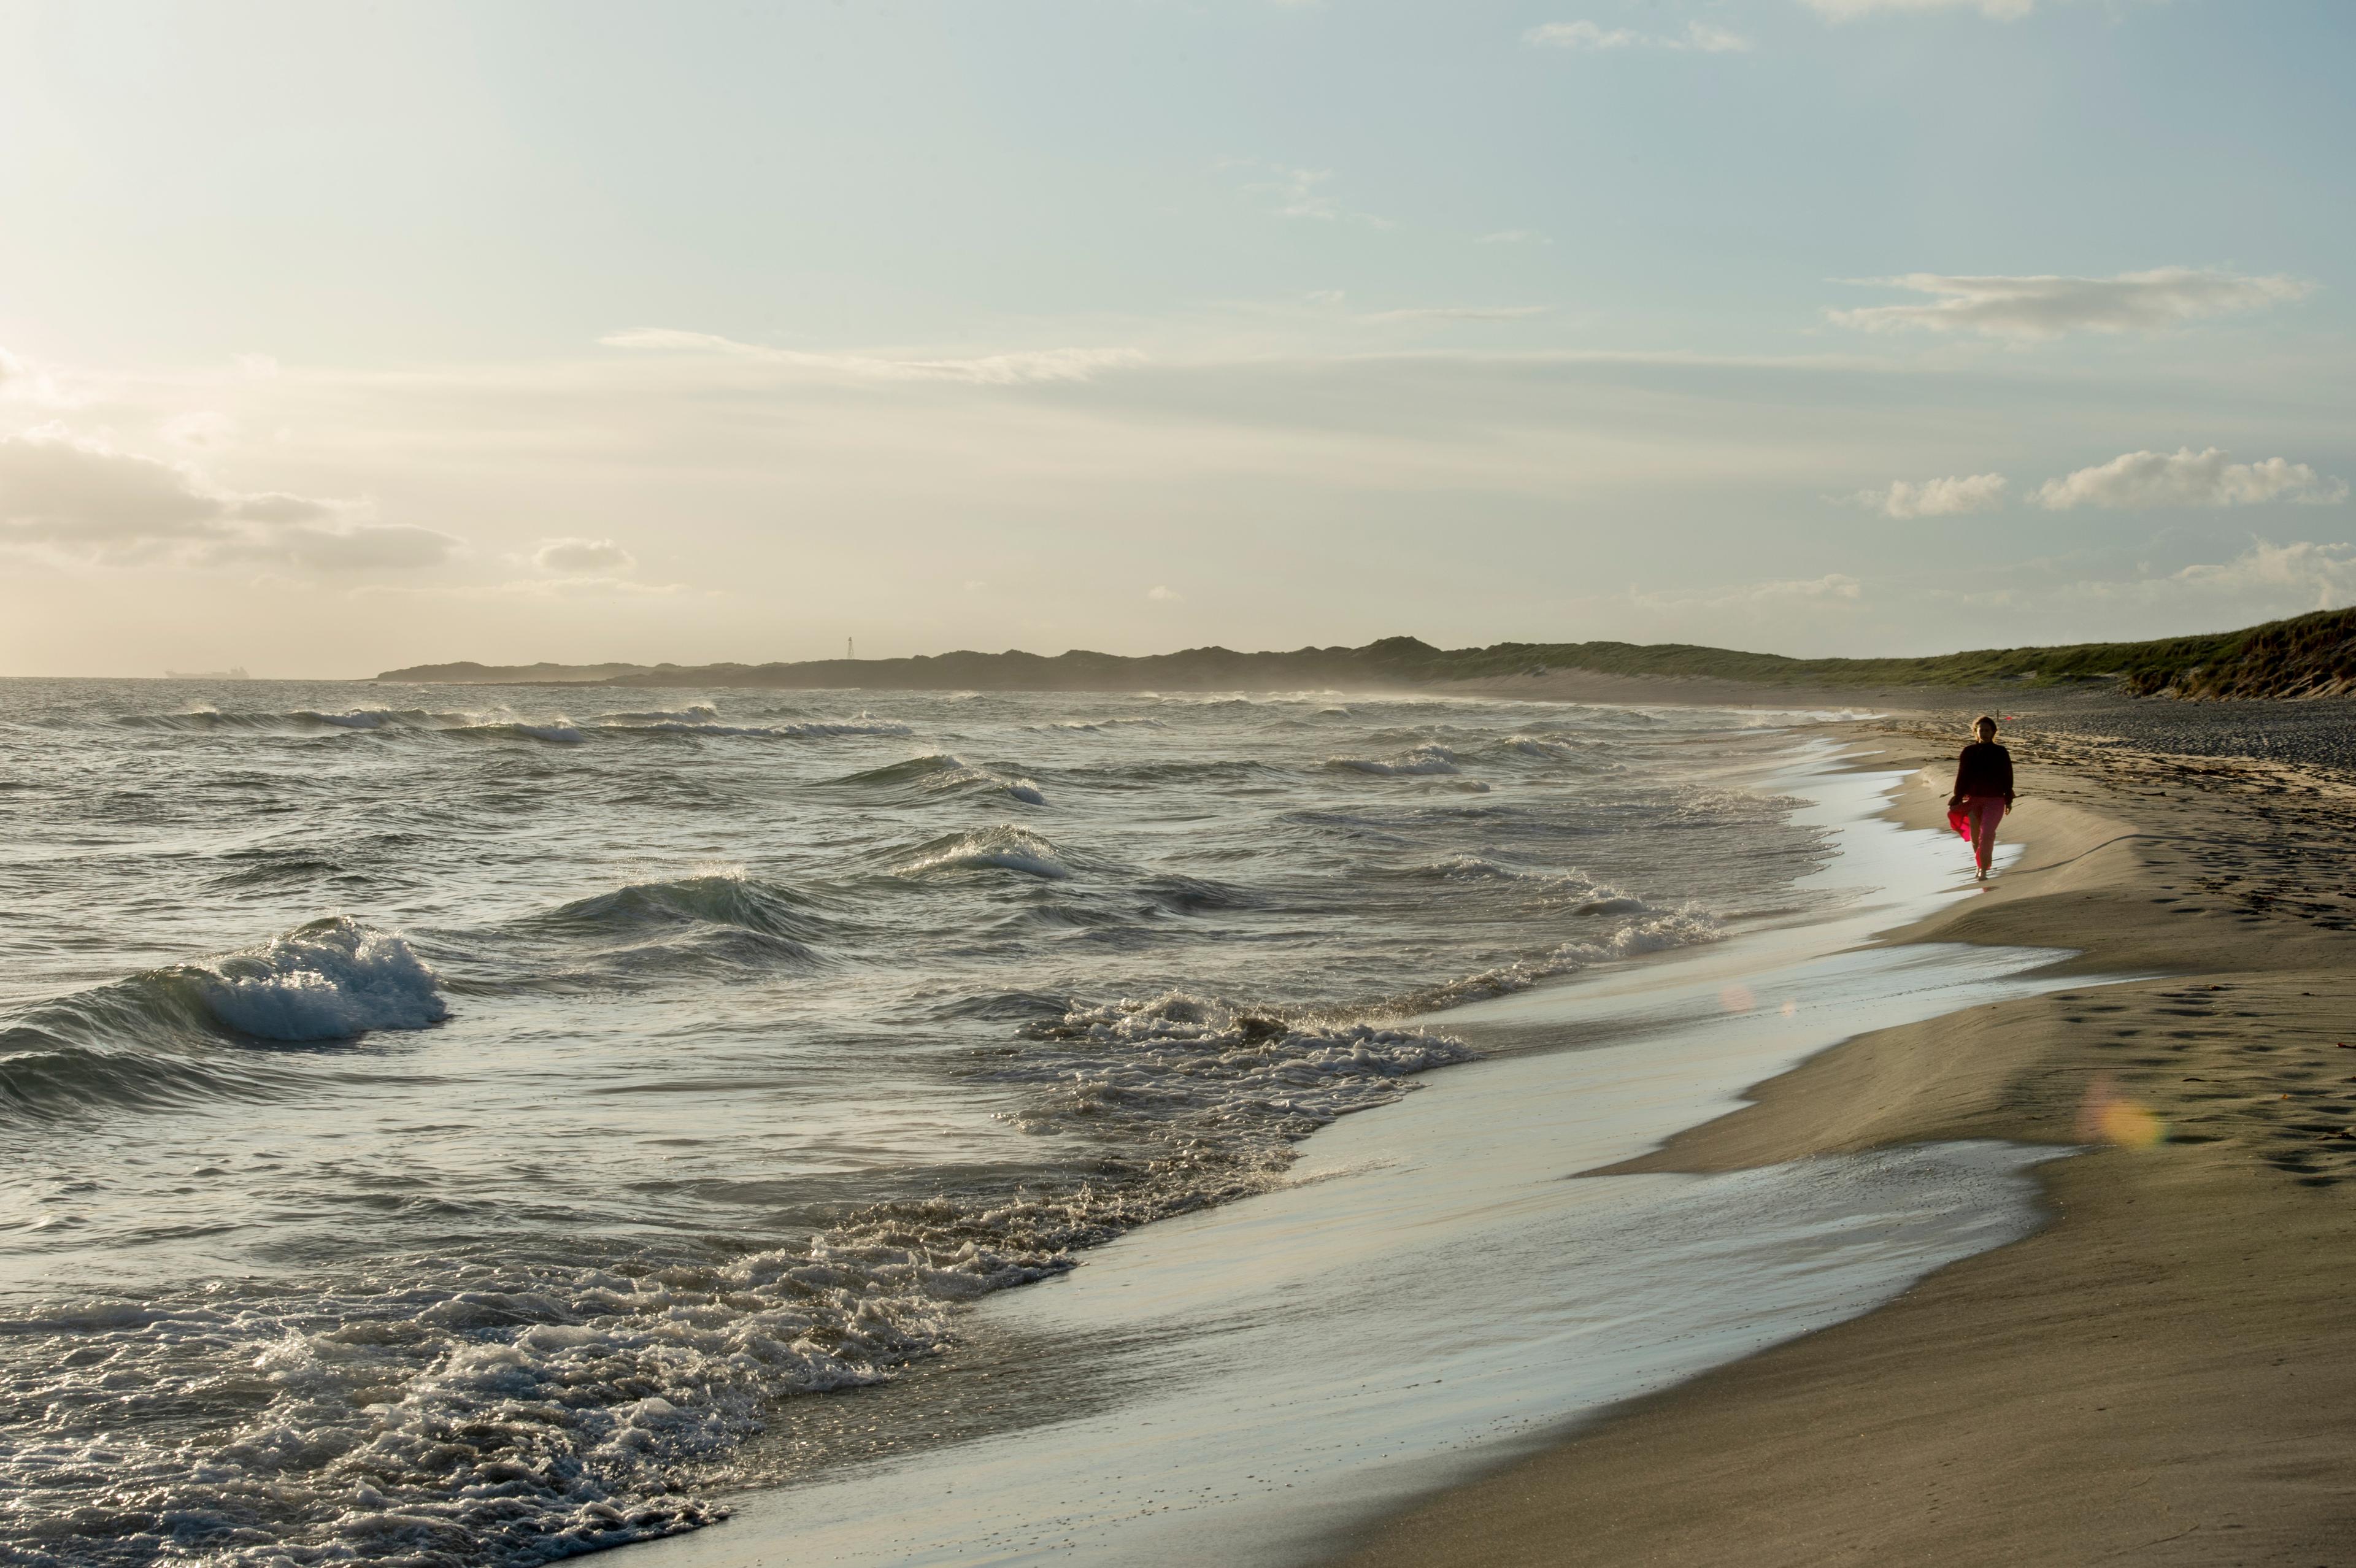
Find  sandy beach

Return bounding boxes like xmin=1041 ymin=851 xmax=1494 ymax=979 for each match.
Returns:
xmin=1334 ymin=709 xmax=2356 ymax=1567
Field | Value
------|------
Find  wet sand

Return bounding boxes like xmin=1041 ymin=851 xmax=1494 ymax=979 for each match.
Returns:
xmin=1332 ymin=717 xmax=2356 ymax=1566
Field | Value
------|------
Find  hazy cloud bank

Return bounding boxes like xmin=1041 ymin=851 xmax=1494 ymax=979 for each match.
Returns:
xmin=1802 ymin=0 xmax=2036 ymax=18
xmin=1523 ymin=20 xmax=1750 ymax=52
xmin=0 ymin=427 xmax=456 ymax=572
xmin=1830 ymin=269 xmax=2311 ymax=341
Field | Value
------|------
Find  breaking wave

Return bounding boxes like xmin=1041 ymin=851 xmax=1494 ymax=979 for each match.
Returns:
xmin=0 ymin=917 xmax=445 ymax=1128
xmin=893 ymin=826 xmax=1071 ymax=880
xmin=0 ymin=986 xmax=1471 ymax=1567
xmin=832 ymin=753 xmax=1047 ymax=805
xmin=1330 ymin=744 xmax=1465 ymax=777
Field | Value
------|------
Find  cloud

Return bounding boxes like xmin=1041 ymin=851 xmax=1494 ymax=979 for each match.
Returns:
xmin=1828 ymin=269 xmax=2313 ymax=340
xmin=1525 ymin=19 xmax=1751 ymax=51
xmin=0 ymin=428 xmax=226 ymax=542
xmin=1633 ymin=572 xmax=1861 ymax=610
xmin=260 ymin=524 xmax=461 ymax=572
xmin=1146 ymin=584 xmax=1184 ymax=602
xmin=356 ymin=574 xmax=687 ymax=602
xmin=1474 ymin=230 xmax=1550 ymax=247
xmin=1858 ymin=472 xmax=2009 ymax=518
xmin=1354 ymin=305 xmax=1551 ymax=324
xmin=599 ymin=329 xmax=1139 ymax=386
xmin=2033 ymin=448 xmax=2349 ymax=512
xmin=0 ymin=345 xmax=88 ymax=411
xmin=163 ymin=410 xmax=235 ymax=448
xmin=0 ymin=426 xmax=455 ymax=571
xmin=2173 ymin=540 xmax=2356 ymax=611
xmin=1225 ymin=159 xmax=1395 ymax=228
xmin=534 ymin=536 xmax=637 ymax=574
xmin=1801 ymin=0 xmax=2035 ymax=17
xmin=502 ymin=575 xmax=680 ymax=599
xmin=234 ymin=492 xmax=340 ymax=525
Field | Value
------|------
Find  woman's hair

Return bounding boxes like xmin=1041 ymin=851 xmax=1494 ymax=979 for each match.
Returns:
xmin=1974 ymin=714 xmax=1998 ymax=733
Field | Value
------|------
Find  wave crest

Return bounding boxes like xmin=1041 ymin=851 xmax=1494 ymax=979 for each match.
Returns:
xmin=184 ymin=916 xmax=449 ymax=1040
xmin=0 ymin=918 xmax=445 ymax=1128
xmin=894 ymin=826 xmax=1069 ymax=880
xmin=536 ymin=873 xmax=828 ymax=948
xmin=833 ymin=754 xmax=1046 ymax=805
xmin=1401 ymin=906 xmax=1726 ymax=1012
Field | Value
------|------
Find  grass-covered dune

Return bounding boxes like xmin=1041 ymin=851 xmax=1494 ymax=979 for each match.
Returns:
xmin=378 ymin=607 xmax=2356 ymax=700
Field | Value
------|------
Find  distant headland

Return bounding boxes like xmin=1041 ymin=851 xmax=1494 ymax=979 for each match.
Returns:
xmin=375 ymin=606 xmax=2356 ymax=701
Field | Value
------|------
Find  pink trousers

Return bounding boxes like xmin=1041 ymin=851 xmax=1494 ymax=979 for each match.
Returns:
xmin=1961 ymin=795 xmax=2007 ymax=871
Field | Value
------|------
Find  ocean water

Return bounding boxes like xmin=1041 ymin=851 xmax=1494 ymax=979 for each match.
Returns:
xmin=0 ymin=679 xmax=1839 ymax=1567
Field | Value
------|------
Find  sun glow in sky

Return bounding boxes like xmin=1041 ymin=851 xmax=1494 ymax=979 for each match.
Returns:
xmin=1 ymin=0 xmax=2351 ymax=677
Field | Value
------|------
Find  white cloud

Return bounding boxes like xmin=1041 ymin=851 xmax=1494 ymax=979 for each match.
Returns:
xmin=1858 ymin=472 xmax=2009 ymax=518
xmin=599 ymin=329 xmax=1140 ymax=386
xmin=534 ymin=536 xmax=637 ymax=574
xmin=502 ymin=575 xmax=680 ymax=599
xmin=1474 ymin=230 xmax=1550 ymax=246
xmin=163 ymin=410 xmax=235 ymax=448
xmin=1633 ymin=572 xmax=1861 ymax=610
xmin=1226 ymin=161 xmax=1395 ymax=229
xmin=1146 ymin=584 xmax=1184 ymax=602
xmin=1525 ymin=19 xmax=1751 ymax=52
xmin=0 ymin=346 xmax=88 ymax=410
xmin=2173 ymin=540 xmax=2356 ymax=611
xmin=1802 ymin=0 xmax=2035 ymax=18
xmin=234 ymin=353 xmax=280 ymax=379
xmin=1526 ymin=20 xmax=1641 ymax=47
xmin=358 ymin=574 xmax=687 ymax=602
xmin=0 ymin=426 xmax=455 ymax=571
xmin=1828 ymin=269 xmax=2312 ymax=341
xmin=2034 ymin=448 xmax=2349 ymax=512
xmin=1355 ymin=305 xmax=1551 ymax=324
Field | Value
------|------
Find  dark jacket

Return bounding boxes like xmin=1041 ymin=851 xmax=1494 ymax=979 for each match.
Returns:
xmin=1951 ymin=740 xmax=2014 ymax=802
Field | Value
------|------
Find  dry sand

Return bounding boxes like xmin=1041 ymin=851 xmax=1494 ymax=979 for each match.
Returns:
xmin=1331 ymin=719 xmax=2356 ymax=1567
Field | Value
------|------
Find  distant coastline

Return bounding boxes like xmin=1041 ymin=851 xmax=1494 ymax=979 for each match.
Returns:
xmin=376 ymin=605 xmax=2356 ymax=701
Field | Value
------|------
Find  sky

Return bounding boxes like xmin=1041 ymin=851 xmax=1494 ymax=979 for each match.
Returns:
xmin=1 ymin=0 xmax=2352 ymax=677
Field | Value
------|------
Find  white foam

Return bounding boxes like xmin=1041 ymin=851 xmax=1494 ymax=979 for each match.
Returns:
xmin=189 ymin=917 xmax=448 ymax=1040
xmin=1330 ymin=743 xmax=1462 ymax=777
xmin=591 ymin=705 xmax=723 ymax=724
xmin=1009 ymin=991 xmax=1473 ymax=1135
xmin=777 ymin=719 xmax=915 ymax=739
xmin=1404 ymin=905 xmax=1725 ymax=1010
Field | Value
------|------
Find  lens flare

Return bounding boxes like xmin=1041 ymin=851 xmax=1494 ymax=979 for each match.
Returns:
xmin=2077 ymin=1075 xmax=2166 ymax=1149
xmin=1719 ymin=983 xmax=1755 ymax=1014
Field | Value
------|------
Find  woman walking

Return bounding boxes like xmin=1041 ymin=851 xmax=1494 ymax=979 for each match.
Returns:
xmin=1948 ymin=716 xmax=2015 ymax=880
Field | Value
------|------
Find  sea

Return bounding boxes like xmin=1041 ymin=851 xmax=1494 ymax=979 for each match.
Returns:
xmin=0 ymin=679 xmax=1850 ymax=1566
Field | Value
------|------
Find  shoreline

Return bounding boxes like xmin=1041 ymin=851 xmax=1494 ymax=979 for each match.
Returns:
xmin=1331 ymin=717 xmax=2356 ymax=1566
xmin=617 ymin=735 xmax=2123 ymax=1566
